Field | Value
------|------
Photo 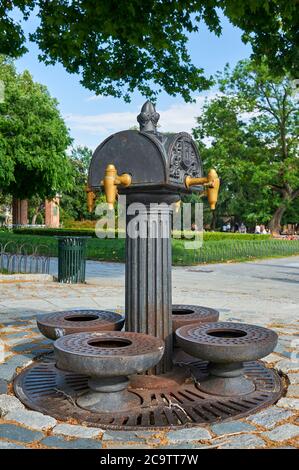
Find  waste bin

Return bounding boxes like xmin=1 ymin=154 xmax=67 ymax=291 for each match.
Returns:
xmin=57 ymin=237 xmax=89 ymax=283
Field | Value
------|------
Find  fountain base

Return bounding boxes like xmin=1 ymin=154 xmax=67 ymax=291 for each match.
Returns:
xmin=14 ymin=354 xmax=283 ymax=430
xmin=77 ymin=376 xmax=141 ymax=412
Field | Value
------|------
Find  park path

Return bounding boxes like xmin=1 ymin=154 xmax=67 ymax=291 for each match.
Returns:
xmin=0 ymin=256 xmax=298 ymax=449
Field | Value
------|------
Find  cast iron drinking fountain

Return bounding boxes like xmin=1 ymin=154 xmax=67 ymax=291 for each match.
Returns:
xmin=14 ymin=102 xmax=283 ymax=429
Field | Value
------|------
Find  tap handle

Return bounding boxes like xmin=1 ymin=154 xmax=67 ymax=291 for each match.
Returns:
xmin=206 ymin=169 xmax=220 ymax=211
xmin=101 ymin=164 xmax=132 ymax=209
xmin=185 ymin=169 xmax=220 ymax=210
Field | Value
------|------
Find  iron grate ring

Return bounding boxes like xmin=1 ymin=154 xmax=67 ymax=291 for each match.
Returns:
xmin=54 ymin=331 xmax=164 ymax=357
xmin=178 ymin=322 xmax=278 ymax=345
xmin=14 ymin=358 xmax=283 ymax=430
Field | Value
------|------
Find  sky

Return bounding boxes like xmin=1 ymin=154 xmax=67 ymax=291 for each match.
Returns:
xmin=13 ymin=10 xmax=252 ymax=151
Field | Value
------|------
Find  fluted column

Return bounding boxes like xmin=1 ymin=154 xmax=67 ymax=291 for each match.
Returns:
xmin=125 ymin=195 xmax=177 ymax=374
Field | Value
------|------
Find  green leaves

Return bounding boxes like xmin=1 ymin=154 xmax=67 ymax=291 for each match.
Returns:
xmin=1 ymin=1 xmax=298 ymax=101
xmin=193 ymin=59 xmax=299 ymax=231
xmin=0 ymin=56 xmax=72 ymax=199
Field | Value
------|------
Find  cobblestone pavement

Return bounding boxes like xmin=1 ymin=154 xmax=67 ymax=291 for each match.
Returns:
xmin=0 ymin=256 xmax=298 ymax=449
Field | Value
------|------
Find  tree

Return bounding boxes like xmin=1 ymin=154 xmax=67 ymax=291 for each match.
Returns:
xmin=1 ymin=1 xmax=298 ymax=102
xmin=0 ymin=56 xmax=73 ymax=200
xmin=193 ymin=59 xmax=298 ymax=233
xmin=60 ymin=145 xmax=93 ymax=222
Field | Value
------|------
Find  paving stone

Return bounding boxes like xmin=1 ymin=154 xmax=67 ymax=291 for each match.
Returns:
xmin=41 ymin=436 xmax=102 ymax=449
xmin=0 ymin=441 xmax=27 ymax=449
xmin=0 ymin=351 xmax=14 ymax=364
xmin=217 ymin=434 xmax=266 ymax=449
xmin=273 ymin=329 xmax=299 ymax=336
xmin=286 ymin=385 xmax=299 ymax=397
xmin=0 ymin=423 xmax=43 ymax=443
xmin=6 ymin=332 xmax=31 ymax=339
xmin=53 ymin=423 xmax=102 ymax=439
xmin=102 ymin=431 xmax=145 ymax=442
xmin=167 ymin=427 xmax=212 ymax=442
xmin=288 ymin=374 xmax=299 ymax=385
xmin=262 ymin=353 xmax=283 ymax=364
xmin=0 ymin=327 xmax=20 ymax=334
xmin=247 ymin=407 xmax=294 ymax=429
xmin=0 ymin=378 xmax=8 ymax=394
xmin=276 ymin=360 xmax=299 ymax=374
xmin=276 ymin=398 xmax=299 ymax=411
xmin=12 ymin=342 xmax=52 ymax=354
xmin=5 ymin=409 xmax=57 ymax=431
xmin=0 ymin=355 xmax=32 ymax=381
xmin=0 ymin=394 xmax=25 ymax=417
xmin=5 ymin=337 xmax=32 ymax=346
xmin=211 ymin=420 xmax=256 ymax=435
xmin=263 ymin=424 xmax=299 ymax=442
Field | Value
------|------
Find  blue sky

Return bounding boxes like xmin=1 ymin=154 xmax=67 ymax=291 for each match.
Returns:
xmin=13 ymin=11 xmax=251 ymax=151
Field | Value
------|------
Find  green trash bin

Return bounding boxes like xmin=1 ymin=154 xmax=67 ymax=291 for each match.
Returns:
xmin=57 ymin=237 xmax=90 ymax=283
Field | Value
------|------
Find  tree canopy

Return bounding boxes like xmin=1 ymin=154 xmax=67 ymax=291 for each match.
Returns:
xmin=0 ymin=56 xmax=73 ymax=199
xmin=193 ymin=59 xmax=299 ymax=233
xmin=1 ymin=1 xmax=298 ymax=102
xmin=60 ymin=145 xmax=92 ymax=222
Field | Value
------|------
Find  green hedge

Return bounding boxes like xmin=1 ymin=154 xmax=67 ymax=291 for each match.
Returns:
xmin=1 ymin=232 xmax=298 ymax=265
xmin=13 ymin=227 xmax=271 ymax=241
xmin=13 ymin=227 xmax=96 ymax=237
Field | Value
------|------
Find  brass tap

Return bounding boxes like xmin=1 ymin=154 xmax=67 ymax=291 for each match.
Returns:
xmin=185 ymin=169 xmax=220 ymax=210
xmin=85 ymin=187 xmax=96 ymax=213
xmin=101 ymin=164 xmax=132 ymax=209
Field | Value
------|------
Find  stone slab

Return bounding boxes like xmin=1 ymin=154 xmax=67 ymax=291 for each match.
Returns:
xmin=5 ymin=408 xmax=57 ymax=431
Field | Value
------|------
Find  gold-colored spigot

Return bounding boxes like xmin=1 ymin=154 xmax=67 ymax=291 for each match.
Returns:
xmin=85 ymin=186 xmax=96 ymax=213
xmin=101 ymin=164 xmax=132 ymax=209
xmin=185 ymin=169 xmax=220 ymax=210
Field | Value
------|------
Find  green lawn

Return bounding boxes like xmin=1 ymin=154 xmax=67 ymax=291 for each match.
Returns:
xmin=1 ymin=232 xmax=299 ymax=265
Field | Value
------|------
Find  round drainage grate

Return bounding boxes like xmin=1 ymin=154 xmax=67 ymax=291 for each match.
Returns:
xmin=14 ymin=357 xmax=283 ymax=430
xmin=172 ymin=305 xmax=219 ymax=331
xmin=37 ymin=310 xmax=125 ymax=340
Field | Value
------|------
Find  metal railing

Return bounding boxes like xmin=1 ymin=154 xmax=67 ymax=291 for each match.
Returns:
xmin=0 ymin=242 xmax=50 ymax=274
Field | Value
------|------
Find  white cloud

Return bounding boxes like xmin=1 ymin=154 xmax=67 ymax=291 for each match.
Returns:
xmin=64 ymin=111 xmax=138 ymax=135
xmin=65 ymin=92 xmax=221 ymax=141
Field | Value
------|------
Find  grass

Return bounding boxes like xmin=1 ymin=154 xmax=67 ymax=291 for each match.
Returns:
xmin=1 ymin=232 xmax=299 ymax=266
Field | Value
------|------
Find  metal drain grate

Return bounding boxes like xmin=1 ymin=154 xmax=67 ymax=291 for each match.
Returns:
xmin=14 ymin=358 xmax=283 ymax=430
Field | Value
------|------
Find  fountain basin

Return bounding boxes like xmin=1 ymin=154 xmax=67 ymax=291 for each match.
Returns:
xmin=176 ymin=322 xmax=278 ymax=396
xmin=37 ymin=309 xmax=124 ymax=340
xmin=54 ymin=331 xmax=164 ymax=412
xmin=172 ymin=304 xmax=219 ymax=331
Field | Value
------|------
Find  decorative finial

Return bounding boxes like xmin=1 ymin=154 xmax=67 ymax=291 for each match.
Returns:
xmin=137 ymin=101 xmax=160 ymax=133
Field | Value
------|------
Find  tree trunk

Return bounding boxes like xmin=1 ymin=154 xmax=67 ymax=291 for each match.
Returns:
xmin=31 ymin=213 xmax=38 ymax=225
xmin=269 ymin=204 xmax=287 ymax=235
xmin=31 ymin=206 xmax=41 ymax=225
xmin=211 ymin=210 xmax=217 ymax=231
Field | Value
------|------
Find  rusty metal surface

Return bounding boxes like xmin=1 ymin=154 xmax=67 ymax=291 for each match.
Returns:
xmin=37 ymin=310 xmax=125 ymax=340
xmin=176 ymin=322 xmax=278 ymax=363
xmin=172 ymin=305 xmax=219 ymax=331
xmin=14 ymin=357 xmax=283 ymax=430
xmin=54 ymin=331 xmax=165 ymax=385
xmin=125 ymin=202 xmax=174 ymax=375
xmin=175 ymin=322 xmax=278 ymax=397
xmin=55 ymin=331 xmax=164 ymax=357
